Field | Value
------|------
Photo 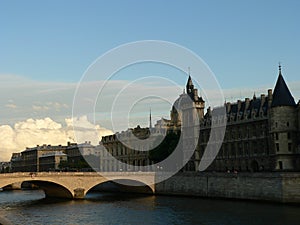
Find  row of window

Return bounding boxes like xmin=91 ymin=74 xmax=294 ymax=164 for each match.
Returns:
xmin=275 ymin=143 xmax=293 ymax=152
xmin=197 ymin=140 xmax=269 ymax=160
xmin=275 ymin=132 xmax=291 ymax=140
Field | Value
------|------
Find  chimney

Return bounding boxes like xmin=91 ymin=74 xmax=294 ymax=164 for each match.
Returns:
xmin=245 ymin=98 xmax=250 ymax=110
xmin=226 ymin=102 xmax=231 ymax=113
xmin=261 ymin=94 xmax=266 ymax=105
xmin=268 ymin=89 xmax=272 ymax=107
xmin=237 ymin=100 xmax=242 ymax=111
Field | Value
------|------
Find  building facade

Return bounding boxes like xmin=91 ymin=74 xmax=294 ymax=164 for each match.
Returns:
xmin=39 ymin=151 xmax=67 ymax=171
xmin=100 ymin=65 xmax=300 ymax=173
xmin=10 ymin=142 xmax=98 ymax=172
xmin=100 ymin=125 xmax=182 ymax=172
xmin=11 ymin=144 xmax=69 ymax=172
xmin=179 ymin=66 xmax=300 ymax=172
xmin=101 ymin=126 xmax=158 ymax=171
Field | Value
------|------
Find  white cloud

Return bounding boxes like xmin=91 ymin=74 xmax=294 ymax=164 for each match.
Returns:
xmin=5 ymin=103 xmax=17 ymax=109
xmin=0 ymin=116 xmax=113 ymax=161
xmin=32 ymin=105 xmax=50 ymax=111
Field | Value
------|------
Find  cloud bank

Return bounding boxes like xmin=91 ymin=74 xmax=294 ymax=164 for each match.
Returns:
xmin=0 ymin=116 xmax=113 ymax=161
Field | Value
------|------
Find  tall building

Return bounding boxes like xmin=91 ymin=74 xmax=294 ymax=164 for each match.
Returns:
xmin=175 ymin=65 xmax=300 ymax=172
xmin=100 ymin=65 xmax=300 ymax=173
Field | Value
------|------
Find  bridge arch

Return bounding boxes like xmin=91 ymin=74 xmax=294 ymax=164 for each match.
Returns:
xmin=28 ymin=180 xmax=73 ymax=198
xmin=0 ymin=178 xmax=73 ymax=199
xmin=86 ymin=179 xmax=154 ymax=196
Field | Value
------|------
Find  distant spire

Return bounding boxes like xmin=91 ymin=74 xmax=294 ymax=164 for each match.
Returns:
xmin=253 ymin=92 xmax=256 ymax=100
xmin=149 ymin=108 xmax=152 ymax=129
xmin=279 ymin=62 xmax=282 ymax=75
xmin=186 ymin=74 xmax=194 ymax=94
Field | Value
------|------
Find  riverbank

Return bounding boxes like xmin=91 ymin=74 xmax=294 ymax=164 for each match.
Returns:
xmin=155 ymin=172 xmax=300 ymax=203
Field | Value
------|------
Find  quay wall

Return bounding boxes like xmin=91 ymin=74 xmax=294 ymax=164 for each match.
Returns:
xmin=155 ymin=172 xmax=300 ymax=203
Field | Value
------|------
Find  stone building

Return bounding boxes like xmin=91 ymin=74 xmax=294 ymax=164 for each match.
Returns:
xmin=10 ymin=142 xmax=98 ymax=172
xmin=101 ymin=126 xmax=153 ymax=171
xmin=65 ymin=141 xmax=100 ymax=171
xmin=100 ymin=124 xmax=171 ymax=172
xmin=177 ymin=66 xmax=300 ymax=172
xmin=100 ymin=65 xmax=300 ymax=173
xmin=39 ymin=151 xmax=67 ymax=171
xmin=11 ymin=144 xmax=69 ymax=172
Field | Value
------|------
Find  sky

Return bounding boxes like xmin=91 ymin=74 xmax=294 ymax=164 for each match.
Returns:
xmin=0 ymin=0 xmax=299 ymax=160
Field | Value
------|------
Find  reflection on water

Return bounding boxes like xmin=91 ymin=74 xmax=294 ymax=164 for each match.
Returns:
xmin=1 ymin=190 xmax=300 ymax=225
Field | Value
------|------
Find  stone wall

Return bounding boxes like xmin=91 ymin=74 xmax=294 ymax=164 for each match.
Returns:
xmin=155 ymin=172 xmax=300 ymax=203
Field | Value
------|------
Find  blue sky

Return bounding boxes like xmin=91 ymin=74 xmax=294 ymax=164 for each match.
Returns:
xmin=0 ymin=0 xmax=300 ymax=159
xmin=1 ymin=0 xmax=299 ymax=86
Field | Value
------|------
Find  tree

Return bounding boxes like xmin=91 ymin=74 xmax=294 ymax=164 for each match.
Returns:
xmin=149 ymin=131 xmax=181 ymax=163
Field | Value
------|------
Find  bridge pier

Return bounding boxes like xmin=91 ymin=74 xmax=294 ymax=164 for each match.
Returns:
xmin=2 ymin=182 xmax=22 ymax=190
xmin=73 ymin=188 xmax=85 ymax=199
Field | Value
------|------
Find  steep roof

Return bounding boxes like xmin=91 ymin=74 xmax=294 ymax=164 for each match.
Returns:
xmin=271 ymin=68 xmax=296 ymax=107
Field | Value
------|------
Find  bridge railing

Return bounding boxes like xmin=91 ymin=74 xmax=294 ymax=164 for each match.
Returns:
xmin=0 ymin=171 xmax=156 ymax=177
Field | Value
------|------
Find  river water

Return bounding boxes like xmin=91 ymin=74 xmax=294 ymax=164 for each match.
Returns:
xmin=0 ymin=190 xmax=300 ymax=225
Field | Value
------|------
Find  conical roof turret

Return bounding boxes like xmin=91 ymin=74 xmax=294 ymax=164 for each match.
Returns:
xmin=271 ymin=64 xmax=296 ymax=107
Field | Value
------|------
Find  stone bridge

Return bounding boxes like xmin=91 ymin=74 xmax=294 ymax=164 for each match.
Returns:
xmin=0 ymin=172 xmax=155 ymax=199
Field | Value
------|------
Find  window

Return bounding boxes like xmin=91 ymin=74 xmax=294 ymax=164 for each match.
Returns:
xmin=279 ymin=161 xmax=283 ymax=170
xmin=288 ymin=132 xmax=291 ymax=140
xmin=253 ymin=142 xmax=257 ymax=154
xmin=288 ymin=143 xmax=292 ymax=152
xmin=275 ymin=133 xmax=279 ymax=140
xmin=287 ymin=122 xmax=290 ymax=127
xmin=276 ymin=143 xmax=280 ymax=152
xmin=275 ymin=122 xmax=278 ymax=128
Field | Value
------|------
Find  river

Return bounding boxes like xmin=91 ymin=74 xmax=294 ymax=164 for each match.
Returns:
xmin=0 ymin=190 xmax=300 ymax=225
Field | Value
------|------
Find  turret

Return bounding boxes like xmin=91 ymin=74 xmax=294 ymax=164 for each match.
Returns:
xmin=185 ymin=75 xmax=205 ymax=119
xmin=269 ymin=64 xmax=297 ymax=171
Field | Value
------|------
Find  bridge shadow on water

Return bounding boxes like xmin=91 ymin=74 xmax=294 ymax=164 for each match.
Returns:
xmin=88 ymin=180 xmax=154 ymax=194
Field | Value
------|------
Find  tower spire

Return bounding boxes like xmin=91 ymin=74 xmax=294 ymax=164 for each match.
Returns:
xmin=186 ymin=72 xmax=194 ymax=94
xmin=279 ymin=62 xmax=282 ymax=75
xmin=149 ymin=108 xmax=152 ymax=129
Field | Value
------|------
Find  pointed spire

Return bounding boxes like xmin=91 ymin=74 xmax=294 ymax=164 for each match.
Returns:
xmin=278 ymin=62 xmax=282 ymax=75
xmin=186 ymin=72 xmax=194 ymax=95
xmin=271 ymin=65 xmax=296 ymax=107
xmin=149 ymin=108 xmax=152 ymax=129
xmin=253 ymin=92 xmax=256 ymax=100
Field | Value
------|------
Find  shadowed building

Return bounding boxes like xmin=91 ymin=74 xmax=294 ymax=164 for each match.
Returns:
xmin=10 ymin=142 xmax=98 ymax=172
xmin=39 ymin=151 xmax=67 ymax=171
xmin=177 ymin=65 xmax=300 ymax=172
xmin=11 ymin=144 xmax=69 ymax=172
xmin=100 ymin=65 xmax=300 ymax=172
xmin=101 ymin=126 xmax=158 ymax=172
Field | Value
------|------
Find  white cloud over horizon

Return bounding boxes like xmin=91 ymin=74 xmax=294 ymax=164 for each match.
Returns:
xmin=0 ymin=116 xmax=113 ymax=161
